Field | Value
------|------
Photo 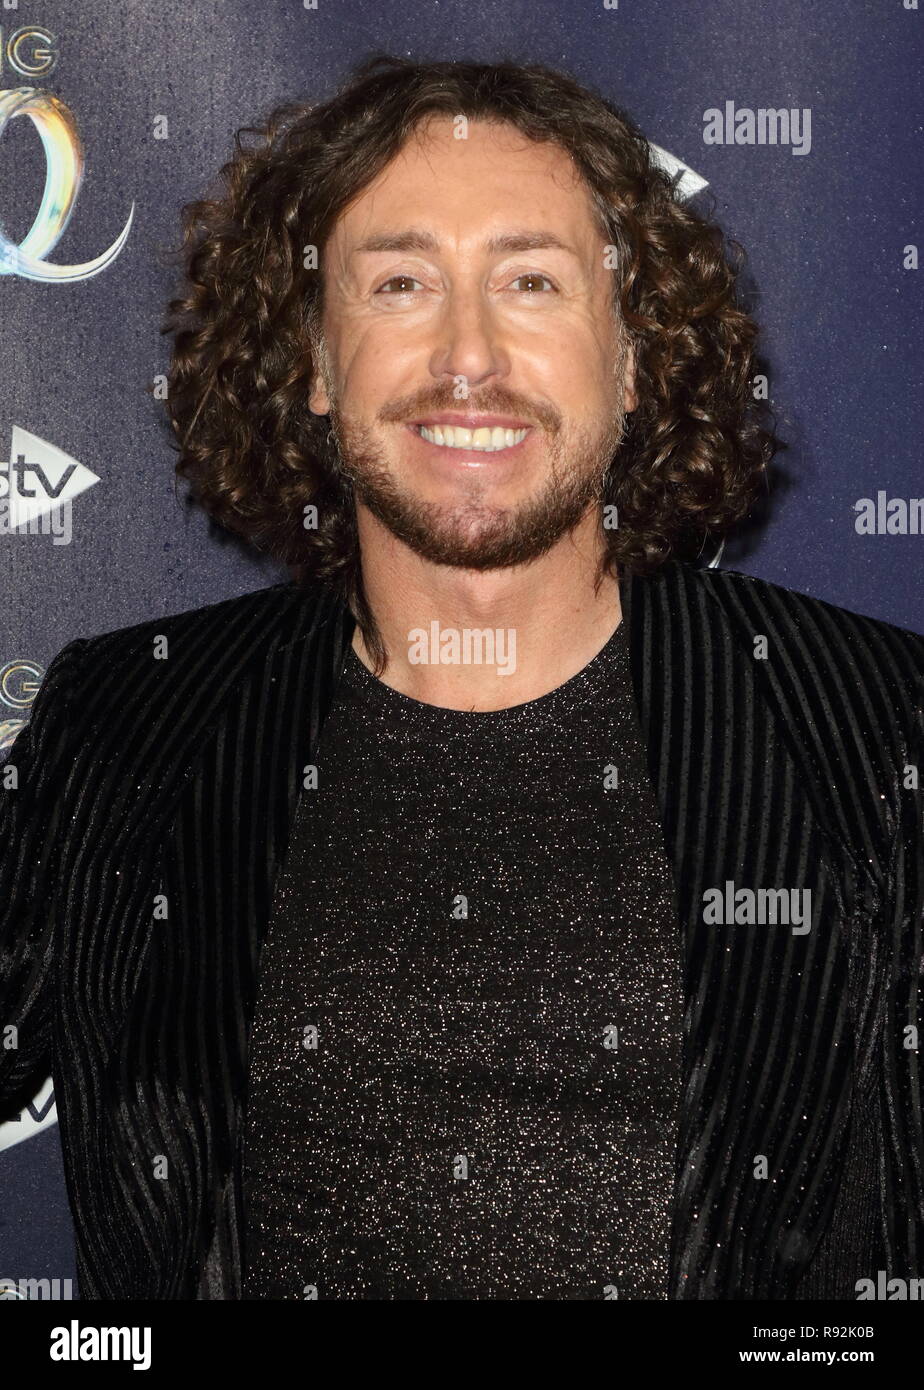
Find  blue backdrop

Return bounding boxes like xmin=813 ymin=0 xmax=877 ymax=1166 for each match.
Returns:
xmin=1 ymin=0 xmax=921 ymax=1297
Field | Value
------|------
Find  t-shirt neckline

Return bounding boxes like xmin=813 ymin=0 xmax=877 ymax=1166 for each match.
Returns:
xmin=341 ymin=607 xmax=627 ymax=726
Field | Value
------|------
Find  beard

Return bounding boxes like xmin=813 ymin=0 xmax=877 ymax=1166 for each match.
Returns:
xmin=324 ymin=384 xmax=629 ymax=572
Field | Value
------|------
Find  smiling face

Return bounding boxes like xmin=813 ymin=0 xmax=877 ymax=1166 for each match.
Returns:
xmin=308 ymin=115 xmax=637 ymax=570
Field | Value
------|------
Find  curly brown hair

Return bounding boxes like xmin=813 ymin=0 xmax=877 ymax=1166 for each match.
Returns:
xmin=162 ymin=53 xmax=779 ymax=669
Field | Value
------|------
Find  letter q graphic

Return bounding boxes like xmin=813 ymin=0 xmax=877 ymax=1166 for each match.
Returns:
xmin=0 ymin=86 xmax=134 ymax=281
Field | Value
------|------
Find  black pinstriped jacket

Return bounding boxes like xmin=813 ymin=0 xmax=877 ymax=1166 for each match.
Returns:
xmin=1 ymin=558 xmax=922 ymax=1300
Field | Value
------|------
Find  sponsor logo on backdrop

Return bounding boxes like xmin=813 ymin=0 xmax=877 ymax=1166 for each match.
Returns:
xmin=0 ymin=1075 xmax=57 ymax=1154
xmin=0 ymin=424 xmax=99 ymax=543
xmin=647 ymin=142 xmax=709 ymax=200
xmin=0 ymin=656 xmax=44 ymax=755
xmin=0 ymin=24 xmax=58 ymax=79
xmin=0 ymin=25 xmax=134 ymax=281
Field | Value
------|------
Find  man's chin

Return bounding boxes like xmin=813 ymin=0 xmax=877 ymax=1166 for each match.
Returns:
xmin=344 ymin=438 xmax=612 ymax=570
xmin=361 ymin=497 xmax=587 ymax=571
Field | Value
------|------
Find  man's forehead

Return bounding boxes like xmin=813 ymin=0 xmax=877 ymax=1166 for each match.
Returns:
xmin=330 ymin=126 xmax=604 ymax=260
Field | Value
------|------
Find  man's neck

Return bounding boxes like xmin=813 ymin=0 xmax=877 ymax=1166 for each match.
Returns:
xmin=350 ymin=508 xmax=622 ymax=712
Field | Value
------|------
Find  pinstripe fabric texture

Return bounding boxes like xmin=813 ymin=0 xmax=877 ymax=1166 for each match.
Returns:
xmin=1 ymin=558 xmax=921 ymax=1299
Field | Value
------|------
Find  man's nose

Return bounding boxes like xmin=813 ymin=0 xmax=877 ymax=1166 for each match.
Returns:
xmin=428 ymin=288 xmax=509 ymax=388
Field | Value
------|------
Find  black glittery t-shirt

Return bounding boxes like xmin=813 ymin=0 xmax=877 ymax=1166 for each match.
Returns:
xmin=241 ymin=612 xmax=685 ymax=1300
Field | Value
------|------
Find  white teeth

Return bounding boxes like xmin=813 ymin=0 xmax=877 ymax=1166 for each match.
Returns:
xmin=416 ymin=424 xmax=528 ymax=451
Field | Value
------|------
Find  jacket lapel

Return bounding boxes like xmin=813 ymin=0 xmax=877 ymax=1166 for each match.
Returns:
xmin=86 ymin=581 xmax=355 ymax=1297
xmin=623 ymin=561 xmax=855 ymax=1298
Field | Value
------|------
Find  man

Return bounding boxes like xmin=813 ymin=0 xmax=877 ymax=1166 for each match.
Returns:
xmin=1 ymin=55 xmax=921 ymax=1301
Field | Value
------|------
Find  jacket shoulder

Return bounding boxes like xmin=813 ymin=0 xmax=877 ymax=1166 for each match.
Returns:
xmin=684 ymin=560 xmax=924 ymax=752
xmin=689 ymin=561 xmax=924 ymax=662
xmin=77 ymin=579 xmax=305 ymax=658
xmin=47 ymin=576 xmax=338 ymax=741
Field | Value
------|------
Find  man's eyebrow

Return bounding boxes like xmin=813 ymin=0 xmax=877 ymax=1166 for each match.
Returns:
xmin=350 ymin=229 xmax=578 ymax=258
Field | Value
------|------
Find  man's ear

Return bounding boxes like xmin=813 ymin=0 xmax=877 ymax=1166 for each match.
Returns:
xmin=308 ymin=370 xmax=331 ymax=417
xmin=307 ymin=323 xmax=332 ymax=416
